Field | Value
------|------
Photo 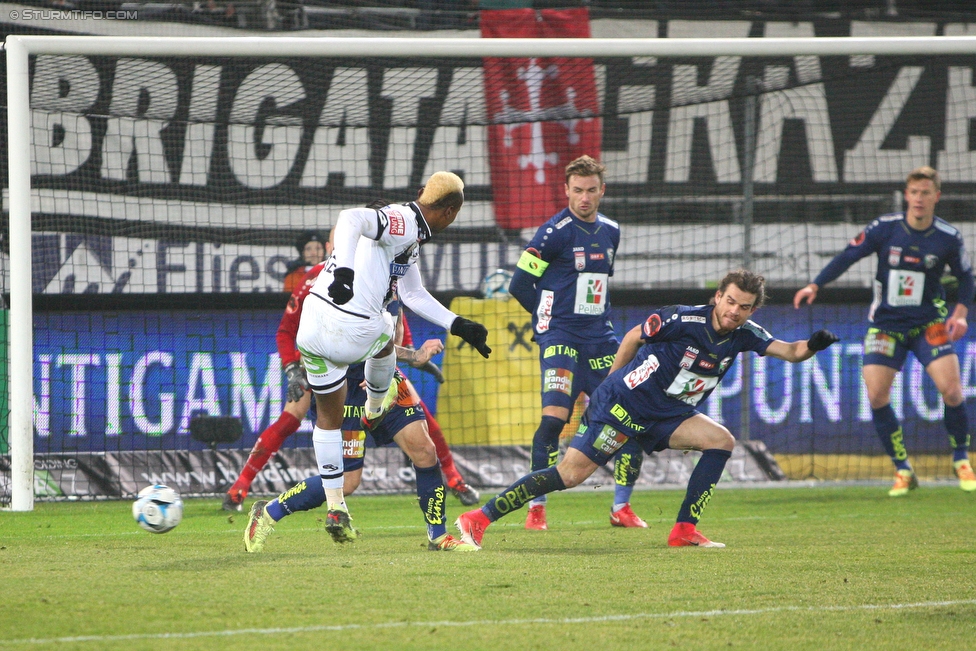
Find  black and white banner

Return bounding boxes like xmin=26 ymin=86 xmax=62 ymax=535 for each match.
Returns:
xmin=0 ymin=442 xmax=783 ymax=501
xmin=4 ymin=23 xmax=976 ymax=294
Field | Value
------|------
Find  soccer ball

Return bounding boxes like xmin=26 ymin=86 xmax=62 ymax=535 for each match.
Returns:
xmin=481 ymin=268 xmax=513 ymax=299
xmin=132 ymin=484 xmax=183 ymax=534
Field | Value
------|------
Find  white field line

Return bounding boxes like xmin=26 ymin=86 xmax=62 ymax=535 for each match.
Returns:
xmin=1 ymin=600 xmax=974 ymax=646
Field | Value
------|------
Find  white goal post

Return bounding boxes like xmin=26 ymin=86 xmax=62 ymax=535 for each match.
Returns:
xmin=6 ymin=34 xmax=976 ymax=511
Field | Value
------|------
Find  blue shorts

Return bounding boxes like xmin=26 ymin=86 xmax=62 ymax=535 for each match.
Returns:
xmin=568 ymin=410 xmax=695 ymax=466
xmin=538 ymin=337 xmax=618 ymax=411
xmin=340 ymin=373 xmax=427 ymax=472
xmin=862 ymin=320 xmax=955 ymax=370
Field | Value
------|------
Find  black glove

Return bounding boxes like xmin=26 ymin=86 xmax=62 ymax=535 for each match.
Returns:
xmin=283 ymin=362 xmax=310 ymax=403
xmin=328 ymin=267 xmax=355 ymax=305
xmin=451 ymin=317 xmax=492 ymax=359
xmin=807 ymin=329 xmax=840 ymax=352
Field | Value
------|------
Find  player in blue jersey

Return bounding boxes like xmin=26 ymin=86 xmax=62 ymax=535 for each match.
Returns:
xmin=794 ymin=166 xmax=976 ymax=496
xmin=457 ymin=270 xmax=839 ymax=549
xmin=508 ymin=155 xmax=647 ymax=531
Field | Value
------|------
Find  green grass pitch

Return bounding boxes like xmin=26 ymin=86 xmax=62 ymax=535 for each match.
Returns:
xmin=1 ymin=485 xmax=974 ymax=651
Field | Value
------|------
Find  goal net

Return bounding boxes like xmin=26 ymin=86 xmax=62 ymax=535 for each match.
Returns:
xmin=4 ymin=34 xmax=976 ymax=508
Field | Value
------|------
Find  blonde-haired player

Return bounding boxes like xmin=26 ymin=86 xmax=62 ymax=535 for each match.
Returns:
xmin=245 ymin=171 xmax=491 ymax=545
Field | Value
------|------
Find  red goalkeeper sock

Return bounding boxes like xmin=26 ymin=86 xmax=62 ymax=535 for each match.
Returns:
xmin=230 ymin=411 xmax=301 ymax=496
xmin=424 ymin=407 xmax=462 ymax=485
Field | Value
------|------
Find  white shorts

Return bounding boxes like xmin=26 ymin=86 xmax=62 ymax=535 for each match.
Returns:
xmin=296 ymin=295 xmax=395 ymax=393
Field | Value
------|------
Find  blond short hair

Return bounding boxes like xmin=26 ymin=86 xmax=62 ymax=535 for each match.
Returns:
xmin=906 ymin=166 xmax=940 ymax=192
xmin=565 ymin=155 xmax=606 ymax=185
xmin=419 ymin=171 xmax=465 ymax=209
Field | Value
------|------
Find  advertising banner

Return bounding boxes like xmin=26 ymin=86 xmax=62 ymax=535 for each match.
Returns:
xmin=0 ymin=442 xmax=781 ymax=502
xmin=17 ymin=301 xmax=976 ymax=458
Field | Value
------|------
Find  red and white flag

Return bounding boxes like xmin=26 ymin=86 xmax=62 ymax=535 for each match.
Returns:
xmin=481 ymin=8 xmax=602 ymax=230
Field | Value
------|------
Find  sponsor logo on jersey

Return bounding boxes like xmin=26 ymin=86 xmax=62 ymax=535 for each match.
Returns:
xmin=864 ymin=330 xmax=896 ymax=357
xmin=588 ymin=354 xmax=615 ymax=370
xmin=904 ymin=255 xmax=920 ymax=264
xmin=342 ymin=431 xmax=367 ymax=458
xmin=543 ymin=344 xmax=579 ymax=361
xmin=555 ymin=217 xmax=572 ymax=229
xmin=589 ymin=253 xmax=605 ymax=260
xmin=544 ymin=368 xmax=574 ymax=395
xmin=643 ymin=313 xmax=662 ymax=337
xmin=698 ymin=359 xmax=715 ymax=370
xmin=594 ymin=424 xmax=630 ymax=455
xmin=608 ymin=405 xmax=645 ymax=433
xmin=673 ymin=377 xmax=708 ymax=404
xmin=681 ymin=315 xmax=706 ymax=324
xmin=390 ymin=262 xmax=409 ymax=278
xmin=888 ymin=246 xmax=902 ymax=267
xmin=924 ymin=322 xmax=948 ymax=346
xmin=536 ymin=289 xmax=555 ymax=333
xmin=924 ymin=254 xmax=939 ymax=269
xmin=585 ymin=277 xmax=603 ymax=306
xmin=897 ymin=273 xmax=915 ymax=297
xmin=623 ymin=354 xmax=660 ymax=389
xmin=574 ymin=248 xmax=586 ymax=271
xmin=343 ymin=404 xmax=366 ymax=419
xmin=679 ymin=347 xmax=699 ymax=370
xmin=386 ymin=209 xmax=406 ymax=236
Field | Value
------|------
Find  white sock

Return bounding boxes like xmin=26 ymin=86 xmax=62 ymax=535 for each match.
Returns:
xmin=312 ymin=427 xmax=344 ymax=501
xmin=613 ymin=503 xmax=628 ymax=513
xmin=364 ymin=353 xmax=396 ymax=414
xmin=324 ymin=488 xmax=347 ymax=512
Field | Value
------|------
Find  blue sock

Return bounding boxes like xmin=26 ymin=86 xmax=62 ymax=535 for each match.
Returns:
xmin=872 ymin=404 xmax=912 ymax=471
xmin=612 ymin=446 xmax=643 ymax=508
xmin=482 ymin=467 xmax=566 ymax=522
xmin=266 ymin=475 xmax=325 ymax=521
xmin=944 ymin=403 xmax=971 ymax=463
xmin=529 ymin=416 xmax=565 ymax=506
xmin=676 ymin=449 xmax=731 ymax=524
xmin=531 ymin=416 xmax=565 ymax=471
xmin=415 ymin=462 xmax=447 ymax=541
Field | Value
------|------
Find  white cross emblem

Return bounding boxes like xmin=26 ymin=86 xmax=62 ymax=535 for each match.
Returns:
xmin=493 ymin=58 xmax=594 ymax=185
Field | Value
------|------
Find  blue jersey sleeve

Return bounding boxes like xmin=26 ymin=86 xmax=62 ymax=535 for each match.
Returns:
xmin=527 ymin=218 xmax=572 ymax=264
xmin=508 ymin=267 xmax=536 ymax=314
xmin=609 ymin=221 xmax=621 ymax=277
xmin=741 ymin=320 xmax=775 ymax=355
xmin=813 ymin=219 xmax=885 ymax=287
xmin=639 ymin=306 xmax=681 ymax=343
xmin=948 ymin=232 xmax=975 ymax=307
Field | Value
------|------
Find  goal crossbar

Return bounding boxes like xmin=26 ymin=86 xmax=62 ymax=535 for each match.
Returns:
xmin=5 ymin=34 xmax=976 ymax=510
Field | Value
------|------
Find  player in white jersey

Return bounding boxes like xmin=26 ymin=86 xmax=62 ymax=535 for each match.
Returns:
xmin=295 ymin=171 xmax=492 ymax=542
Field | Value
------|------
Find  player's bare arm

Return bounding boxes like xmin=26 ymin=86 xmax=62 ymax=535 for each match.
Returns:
xmin=765 ymin=330 xmax=839 ymax=363
xmin=608 ymin=325 xmax=644 ymax=374
xmin=395 ymin=339 xmax=444 ymax=368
